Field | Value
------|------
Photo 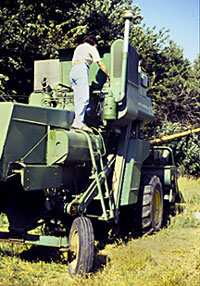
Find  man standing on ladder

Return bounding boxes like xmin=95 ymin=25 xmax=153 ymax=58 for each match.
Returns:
xmin=70 ymin=35 xmax=110 ymax=131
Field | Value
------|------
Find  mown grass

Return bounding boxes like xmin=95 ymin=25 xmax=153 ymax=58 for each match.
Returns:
xmin=0 ymin=176 xmax=200 ymax=286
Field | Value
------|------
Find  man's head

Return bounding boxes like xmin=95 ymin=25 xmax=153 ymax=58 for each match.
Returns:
xmin=83 ymin=35 xmax=98 ymax=46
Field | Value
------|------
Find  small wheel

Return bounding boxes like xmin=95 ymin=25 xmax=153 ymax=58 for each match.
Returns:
xmin=138 ymin=175 xmax=164 ymax=233
xmin=68 ymin=216 xmax=94 ymax=276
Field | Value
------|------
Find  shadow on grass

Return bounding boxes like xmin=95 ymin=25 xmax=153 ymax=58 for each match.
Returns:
xmin=92 ymin=246 xmax=110 ymax=273
xmin=19 ymin=245 xmax=67 ymax=264
xmin=1 ymin=243 xmax=109 ymax=274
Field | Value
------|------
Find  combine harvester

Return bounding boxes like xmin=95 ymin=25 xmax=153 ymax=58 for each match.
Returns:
xmin=0 ymin=11 xmax=183 ymax=275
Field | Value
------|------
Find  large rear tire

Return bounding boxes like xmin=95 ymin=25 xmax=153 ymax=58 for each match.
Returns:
xmin=68 ymin=216 xmax=94 ymax=276
xmin=138 ymin=175 xmax=164 ymax=234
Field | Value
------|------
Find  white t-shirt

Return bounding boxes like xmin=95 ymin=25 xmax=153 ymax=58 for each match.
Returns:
xmin=72 ymin=43 xmax=101 ymax=67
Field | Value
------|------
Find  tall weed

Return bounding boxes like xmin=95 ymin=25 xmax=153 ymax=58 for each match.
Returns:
xmin=0 ymin=177 xmax=200 ymax=286
xmin=169 ymin=176 xmax=200 ymax=228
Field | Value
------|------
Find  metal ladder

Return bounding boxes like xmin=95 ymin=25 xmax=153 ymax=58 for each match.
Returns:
xmin=76 ymin=129 xmax=115 ymax=221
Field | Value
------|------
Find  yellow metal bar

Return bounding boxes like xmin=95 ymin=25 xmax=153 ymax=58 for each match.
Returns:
xmin=150 ymin=127 xmax=200 ymax=145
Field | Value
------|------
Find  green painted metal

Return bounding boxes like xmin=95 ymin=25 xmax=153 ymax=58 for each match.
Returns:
xmin=112 ymin=123 xmax=133 ymax=212
xmin=164 ymin=168 xmax=172 ymax=186
xmin=0 ymin=105 xmax=104 ymax=192
xmin=0 ymin=231 xmax=68 ymax=248
xmin=0 ymin=14 xmax=179 ymax=260
xmin=29 ymin=38 xmax=153 ymax=128
xmin=138 ymin=69 xmax=148 ymax=97
xmin=46 ymin=128 xmax=103 ymax=165
xmin=63 ymin=129 xmax=115 ymax=221
xmin=103 ymin=92 xmax=116 ymax=120
xmin=74 ymin=129 xmax=112 ymax=221
xmin=141 ymin=145 xmax=179 ymax=205
xmin=112 ymin=126 xmax=150 ymax=210
xmin=0 ymin=102 xmax=13 ymax=159
xmin=151 ymin=146 xmax=177 ymax=188
xmin=120 ymin=139 xmax=150 ymax=205
xmin=110 ymin=39 xmax=123 ymax=101
xmin=20 ymin=164 xmax=62 ymax=191
xmin=60 ymin=61 xmax=72 ymax=87
xmin=29 ymin=91 xmax=52 ymax=107
xmin=0 ymin=102 xmax=74 ymax=180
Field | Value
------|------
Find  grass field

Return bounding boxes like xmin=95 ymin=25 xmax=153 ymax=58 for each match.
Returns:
xmin=0 ymin=176 xmax=200 ymax=286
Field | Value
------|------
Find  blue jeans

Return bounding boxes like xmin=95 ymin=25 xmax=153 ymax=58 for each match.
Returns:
xmin=70 ymin=64 xmax=89 ymax=126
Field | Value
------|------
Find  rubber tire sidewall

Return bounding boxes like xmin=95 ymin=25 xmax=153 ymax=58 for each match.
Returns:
xmin=140 ymin=175 xmax=164 ymax=234
xmin=151 ymin=176 xmax=164 ymax=231
xmin=68 ymin=216 xmax=94 ymax=276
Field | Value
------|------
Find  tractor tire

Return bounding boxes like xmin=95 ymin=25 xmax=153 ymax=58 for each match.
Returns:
xmin=138 ymin=175 xmax=164 ymax=234
xmin=68 ymin=216 xmax=94 ymax=276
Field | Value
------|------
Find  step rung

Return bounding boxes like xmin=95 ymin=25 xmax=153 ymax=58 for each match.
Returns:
xmin=93 ymin=193 xmax=109 ymax=200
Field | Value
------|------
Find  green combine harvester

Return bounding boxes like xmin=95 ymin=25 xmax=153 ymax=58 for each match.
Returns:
xmin=0 ymin=11 xmax=182 ymax=275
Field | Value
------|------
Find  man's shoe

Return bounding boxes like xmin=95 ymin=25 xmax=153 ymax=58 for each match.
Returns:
xmin=71 ymin=123 xmax=91 ymax=132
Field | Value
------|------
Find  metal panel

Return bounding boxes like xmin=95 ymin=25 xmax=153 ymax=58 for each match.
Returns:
xmin=110 ymin=39 xmax=123 ymax=101
xmin=0 ymin=103 xmax=74 ymax=180
xmin=12 ymin=103 xmax=74 ymax=129
xmin=60 ymin=61 xmax=72 ymax=87
xmin=127 ymin=45 xmax=138 ymax=87
xmin=6 ymin=119 xmax=47 ymax=164
xmin=34 ymin=59 xmax=60 ymax=91
xmin=113 ymin=40 xmax=123 ymax=78
xmin=47 ymin=129 xmax=69 ymax=165
xmin=0 ymin=232 xmax=68 ymax=248
xmin=46 ymin=129 xmax=102 ymax=165
xmin=109 ymin=39 xmax=154 ymax=127
xmin=0 ymin=102 xmax=13 ymax=159
xmin=120 ymin=139 xmax=150 ymax=206
xmin=21 ymin=165 xmax=62 ymax=191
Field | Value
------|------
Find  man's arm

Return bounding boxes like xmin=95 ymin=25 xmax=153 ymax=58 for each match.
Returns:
xmin=97 ymin=60 xmax=110 ymax=80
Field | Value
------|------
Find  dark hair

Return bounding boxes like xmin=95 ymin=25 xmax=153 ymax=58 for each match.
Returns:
xmin=83 ymin=35 xmax=98 ymax=46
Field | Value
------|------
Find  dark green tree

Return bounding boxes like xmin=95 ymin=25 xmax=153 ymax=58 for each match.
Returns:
xmin=0 ymin=0 xmax=137 ymax=95
xmin=1 ymin=0 xmax=200 ymax=175
xmin=130 ymin=23 xmax=192 ymax=127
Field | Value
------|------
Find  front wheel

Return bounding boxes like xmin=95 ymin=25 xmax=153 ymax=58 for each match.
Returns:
xmin=138 ymin=175 xmax=164 ymax=234
xmin=68 ymin=216 xmax=94 ymax=276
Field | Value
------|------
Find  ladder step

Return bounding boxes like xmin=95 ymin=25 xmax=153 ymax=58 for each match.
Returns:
xmin=93 ymin=190 xmax=110 ymax=200
xmin=93 ymin=193 xmax=109 ymax=200
xmin=98 ymin=211 xmax=115 ymax=221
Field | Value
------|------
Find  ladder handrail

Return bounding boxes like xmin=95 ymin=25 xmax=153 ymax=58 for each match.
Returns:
xmin=77 ymin=129 xmax=115 ymax=220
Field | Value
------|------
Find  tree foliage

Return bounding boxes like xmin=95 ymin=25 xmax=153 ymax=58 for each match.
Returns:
xmin=128 ymin=10 xmax=200 ymax=176
xmin=0 ymin=0 xmax=200 ymax=175
xmin=130 ymin=22 xmax=199 ymax=128
xmin=0 ymin=0 xmax=135 ymax=94
xmin=152 ymin=122 xmax=200 ymax=176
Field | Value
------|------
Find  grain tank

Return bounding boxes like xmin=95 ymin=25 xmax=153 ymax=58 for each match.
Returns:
xmin=0 ymin=11 xmax=181 ymax=275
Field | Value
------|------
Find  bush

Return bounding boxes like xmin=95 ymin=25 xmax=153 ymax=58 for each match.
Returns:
xmin=150 ymin=122 xmax=200 ymax=176
xmin=169 ymin=176 xmax=200 ymax=228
